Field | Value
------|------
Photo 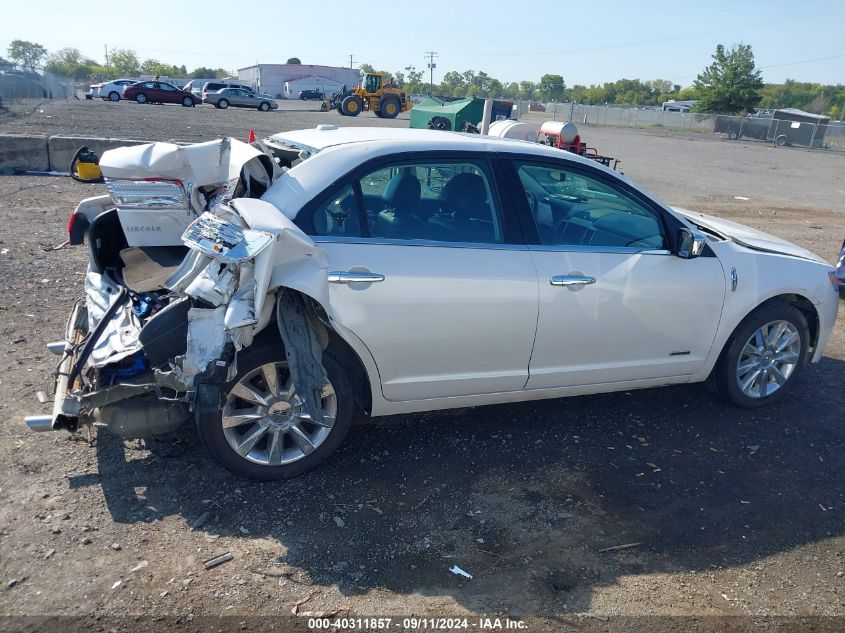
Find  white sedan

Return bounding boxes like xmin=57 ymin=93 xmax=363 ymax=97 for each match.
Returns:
xmin=91 ymin=78 xmax=138 ymax=101
xmin=26 ymin=127 xmax=840 ymax=480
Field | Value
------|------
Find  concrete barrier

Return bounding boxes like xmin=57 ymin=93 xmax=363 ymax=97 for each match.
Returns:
xmin=47 ymin=136 xmax=147 ymax=173
xmin=0 ymin=133 xmax=50 ymax=174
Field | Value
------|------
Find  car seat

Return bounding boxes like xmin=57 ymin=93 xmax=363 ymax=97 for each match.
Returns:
xmin=428 ymin=172 xmax=495 ymax=243
xmin=377 ymin=173 xmax=427 ymax=239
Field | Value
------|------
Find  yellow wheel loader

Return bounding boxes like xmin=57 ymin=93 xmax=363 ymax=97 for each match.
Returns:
xmin=320 ymin=72 xmax=410 ymax=119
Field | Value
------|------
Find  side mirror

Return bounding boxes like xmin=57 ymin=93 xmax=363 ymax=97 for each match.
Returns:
xmin=676 ymin=227 xmax=707 ymax=259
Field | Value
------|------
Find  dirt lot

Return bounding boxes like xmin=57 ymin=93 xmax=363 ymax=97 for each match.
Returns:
xmin=1 ymin=99 xmax=844 ymax=630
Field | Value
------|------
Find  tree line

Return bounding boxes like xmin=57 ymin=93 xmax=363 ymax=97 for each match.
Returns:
xmin=2 ymin=39 xmax=231 ymax=82
xmin=369 ymin=45 xmax=843 ymax=118
xmin=5 ymin=39 xmax=843 ymax=117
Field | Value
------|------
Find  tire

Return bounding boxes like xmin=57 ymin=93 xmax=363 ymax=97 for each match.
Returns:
xmin=197 ymin=343 xmax=355 ymax=480
xmin=340 ymin=95 xmax=363 ymax=116
xmin=710 ymin=301 xmax=809 ymax=408
xmin=775 ymin=135 xmax=788 ymax=147
xmin=300 ymin=95 xmax=307 ymax=100
xmin=380 ymin=96 xmax=401 ymax=119
xmin=135 ymin=93 xmax=147 ymax=104
xmin=218 ymin=99 xmax=229 ymax=110
xmin=258 ymin=101 xmax=270 ymax=112
xmin=108 ymin=91 xmax=120 ymax=102
xmin=728 ymin=130 xmax=739 ymax=140
xmin=374 ymin=110 xmax=385 ymax=118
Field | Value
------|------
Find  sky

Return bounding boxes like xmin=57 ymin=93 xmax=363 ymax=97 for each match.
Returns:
xmin=2 ymin=0 xmax=844 ymax=86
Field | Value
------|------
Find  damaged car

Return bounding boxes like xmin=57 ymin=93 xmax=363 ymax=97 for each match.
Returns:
xmin=25 ymin=126 xmax=840 ymax=480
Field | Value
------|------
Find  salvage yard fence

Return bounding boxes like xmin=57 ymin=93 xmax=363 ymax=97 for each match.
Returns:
xmin=0 ymin=65 xmax=76 ymax=105
xmin=522 ymin=103 xmax=845 ymax=152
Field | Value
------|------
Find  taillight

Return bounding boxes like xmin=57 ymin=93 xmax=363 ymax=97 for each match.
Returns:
xmin=202 ymin=92 xmax=207 ymax=98
xmin=67 ymin=207 xmax=88 ymax=245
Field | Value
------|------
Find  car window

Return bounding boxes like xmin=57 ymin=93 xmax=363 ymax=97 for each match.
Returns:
xmin=299 ymin=159 xmax=504 ymax=244
xmin=363 ymin=159 xmax=503 ymax=243
xmin=160 ymin=83 xmax=177 ymax=91
xmin=514 ymin=161 xmax=667 ymax=249
xmin=140 ymin=82 xmax=155 ymax=88
xmin=309 ymin=183 xmax=363 ymax=238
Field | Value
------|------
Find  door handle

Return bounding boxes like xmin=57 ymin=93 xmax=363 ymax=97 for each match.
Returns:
xmin=550 ymin=275 xmax=596 ymax=286
xmin=327 ymin=271 xmax=385 ymax=284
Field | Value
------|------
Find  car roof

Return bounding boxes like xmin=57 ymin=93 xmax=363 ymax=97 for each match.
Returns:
xmin=261 ymin=126 xmax=639 ymax=219
xmin=267 ymin=125 xmax=587 ymax=159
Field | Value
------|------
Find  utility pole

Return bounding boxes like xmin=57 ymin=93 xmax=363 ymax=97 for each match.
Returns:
xmin=425 ymin=51 xmax=438 ymax=95
xmin=104 ymin=44 xmax=110 ymax=77
xmin=348 ymin=54 xmax=355 ymax=69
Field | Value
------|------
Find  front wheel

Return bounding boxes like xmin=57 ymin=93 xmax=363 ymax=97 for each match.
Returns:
xmin=135 ymin=93 xmax=147 ymax=104
xmin=340 ymin=95 xmax=363 ymax=116
xmin=197 ymin=344 xmax=355 ymax=480
xmin=258 ymin=101 xmax=270 ymax=112
xmin=710 ymin=301 xmax=809 ymax=408
xmin=182 ymin=96 xmax=194 ymax=107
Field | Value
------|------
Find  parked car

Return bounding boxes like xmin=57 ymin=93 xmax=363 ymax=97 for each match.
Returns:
xmin=89 ymin=78 xmax=138 ymax=101
xmin=836 ymin=240 xmax=845 ymax=299
xmin=123 ymin=81 xmax=200 ymax=107
xmin=26 ymin=127 xmax=839 ymax=480
xmin=299 ymin=89 xmax=325 ymax=100
xmin=203 ymin=87 xmax=278 ymax=111
xmin=529 ymin=102 xmax=546 ymax=112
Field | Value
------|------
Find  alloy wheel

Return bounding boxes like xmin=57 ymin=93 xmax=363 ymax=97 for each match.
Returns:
xmin=222 ymin=361 xmax=337 ymax=466
xmin=735 ymin=320 xmax=801 ymax=398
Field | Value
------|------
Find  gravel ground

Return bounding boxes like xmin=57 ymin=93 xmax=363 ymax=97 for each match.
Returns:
xmin=0 ymin=99 xmax=844 ymax=630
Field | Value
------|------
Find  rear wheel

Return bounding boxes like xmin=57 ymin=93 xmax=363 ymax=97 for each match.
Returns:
xmin=197 ymin=344 xmax=355 ymax=480
xmin=380 ymin=96 xmax=401 ymax=119
xmin=258 ymin=101 xmax=270 ymax=112
xmin=217 ymin=98 xmax=229 ymax=109
xmin=710 ymin=301 xmax=809 ymax=408
xmin=135 ymin=93 xmax=147 ymax=104
xmin=108 ymin=91 xmax=120 ymax=102
xmin=775 ymin=135 xmax=788 ymax=147
xmin=340 ymin=95 xmax=363 ymax=116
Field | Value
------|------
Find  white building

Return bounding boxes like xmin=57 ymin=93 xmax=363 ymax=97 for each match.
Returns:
xmin=283 ymin=75 xmax=344 ymax=99
xmin=237 ymin=64 xmax=360 ymax=99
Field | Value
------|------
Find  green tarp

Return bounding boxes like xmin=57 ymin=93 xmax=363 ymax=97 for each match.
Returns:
xmin=409 ymin=97 xmax=485 ymax=131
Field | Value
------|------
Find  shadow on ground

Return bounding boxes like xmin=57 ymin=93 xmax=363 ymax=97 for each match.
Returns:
xmin=69 ymin=356 xmax=845 ymax=614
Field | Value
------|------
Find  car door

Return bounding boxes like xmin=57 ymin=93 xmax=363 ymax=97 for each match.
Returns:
xmin=506 ymin=157 xmax=726 ymax=389
xmin=157 ymin=82 xmax=179 ymax=103
xmin=233 ymin=89 xmax=252 ymax=107
xmin=296 ymin=154 xmax=539 ymax=402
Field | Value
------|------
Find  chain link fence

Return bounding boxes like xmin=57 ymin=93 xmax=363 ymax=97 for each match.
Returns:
xmin=0 ymin=65 xmax=77 ymax=105
xmin=521 ymin=103 xmax=845 ymax=152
